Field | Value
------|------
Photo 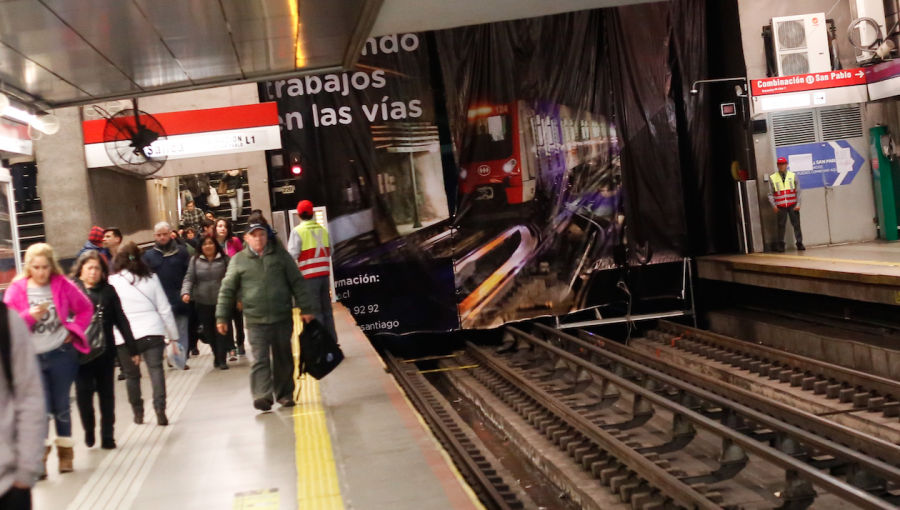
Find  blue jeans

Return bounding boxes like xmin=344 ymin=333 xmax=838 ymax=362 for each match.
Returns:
xmin=37 ymin=343 xmax=79 ymax=438
xmin=173 ymin=313 xmax=190 ymax=368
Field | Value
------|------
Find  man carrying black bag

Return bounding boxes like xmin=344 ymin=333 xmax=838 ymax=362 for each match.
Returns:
xmin=216 ymin=213 xmax=319 ymax=412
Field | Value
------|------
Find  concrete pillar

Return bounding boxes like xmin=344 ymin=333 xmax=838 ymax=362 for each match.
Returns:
xmin=34 ymin=107 xmax=93 ymax=260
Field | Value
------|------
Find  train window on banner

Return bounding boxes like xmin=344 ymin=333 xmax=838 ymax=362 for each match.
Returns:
xmin=531 ymin=115 xmax=543 ymax=147
xmin=462 ymin=115 xmax=513 ymax=164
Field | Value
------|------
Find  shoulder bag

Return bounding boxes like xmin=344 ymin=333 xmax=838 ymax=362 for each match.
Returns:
xmin=207 ymin=186 xmax=220 ymax=208
xmin=79 ymin=304 xmax=107 ymax=365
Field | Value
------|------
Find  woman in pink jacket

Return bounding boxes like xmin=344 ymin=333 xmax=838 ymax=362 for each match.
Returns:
xmin=3 ymin=243 xmax=93 ymax=477
xmin=215 ymin=218 xmax=245 ymax=359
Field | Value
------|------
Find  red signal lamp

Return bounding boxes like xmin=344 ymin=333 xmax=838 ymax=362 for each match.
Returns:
xmin=291 ymin=164 xmax=302 ymax=175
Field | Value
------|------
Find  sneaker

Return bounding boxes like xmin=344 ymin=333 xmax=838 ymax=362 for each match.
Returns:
xmin=101 ymin=438 xmax=116 ymax=450
xmin=156 ymin=409 xmax=168 ymax=426
xmin=219 ymin=364 xmax=229 ymax=370
xmin=228 ymin=351 xmax=238 ymax=362
xmin=278 ymin=398 xmax=295 ymax=408
xmin=253 ymin=398 xmax=273 ymax=412
xmin=117 ymin=372 xmax=126 ymax=381
xmin=183 ymin=365 xmax=190 ymax=370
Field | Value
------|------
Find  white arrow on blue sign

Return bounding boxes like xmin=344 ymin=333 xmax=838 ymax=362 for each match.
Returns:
xmin=775 ymin=140 xmax=864 ymax=189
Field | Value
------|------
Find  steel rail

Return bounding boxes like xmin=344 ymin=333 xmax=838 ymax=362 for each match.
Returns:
xmin=656 ymin=320 xmax=900 ymax=401
xmin=465 ymin=342 xmax=723 ymax=510
xmin=533 ymin=323 xmax=900 ymax=480
xmin=385 ymin=352 xmax=521 ymax=510
xmin=503 ymin=327 xmax=895 ymax=510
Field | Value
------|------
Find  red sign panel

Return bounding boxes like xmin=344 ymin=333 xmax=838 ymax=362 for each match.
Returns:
xmin=82 ymin=102 xmax=278 ymax=145
xmin=751 ymin=70 xmax=866 ymax=96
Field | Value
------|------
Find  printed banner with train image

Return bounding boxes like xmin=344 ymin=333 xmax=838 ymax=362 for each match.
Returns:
xmin=264 ymin=2 xmax=702 ymax=334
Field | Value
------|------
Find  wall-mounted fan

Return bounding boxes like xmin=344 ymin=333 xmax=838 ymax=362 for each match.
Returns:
xmin=92 ymin=99 xmax=167 ymax=177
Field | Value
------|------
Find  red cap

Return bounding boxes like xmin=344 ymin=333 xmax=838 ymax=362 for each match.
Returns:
xmin=777 ymin=157 xmax=788 ymax=164
xmin=296 ymin=200 xmax=314 ymax=217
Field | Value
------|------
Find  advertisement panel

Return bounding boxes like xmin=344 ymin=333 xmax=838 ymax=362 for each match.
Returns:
xmin=265 ymin=3 xmax=695 ymax=334
xmin=263 ymin=33 xmax=460 ymax=334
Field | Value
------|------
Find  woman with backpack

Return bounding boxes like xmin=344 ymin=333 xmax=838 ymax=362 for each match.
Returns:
xmin=109 ymin=243 xmax=179 ymax=427
xmin=70 ymin=251 xmax=139 ymax=450
xmin=3 ymin=243 xmax=93 ymax=476
xmin=182 ymin=234 xmax=232 ymax=369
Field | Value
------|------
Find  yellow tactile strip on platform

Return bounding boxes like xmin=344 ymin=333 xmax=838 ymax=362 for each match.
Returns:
xmin=291 ymin=309 xmax=344 ymax=510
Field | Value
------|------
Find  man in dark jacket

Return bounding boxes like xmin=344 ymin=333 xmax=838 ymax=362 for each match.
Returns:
xmin=182 ymin=174 xmax=211 ymax=211
xmin=77 ymin=226 xmax=111 ymax=263
xmin=216 ymin=215 xmax=318 ymax=411
xmin=143 ymin=222 xmax=192 ymax=369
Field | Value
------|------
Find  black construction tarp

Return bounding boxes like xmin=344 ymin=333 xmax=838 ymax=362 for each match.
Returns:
xmin=264 ymin=0 xmax=713 ymax=334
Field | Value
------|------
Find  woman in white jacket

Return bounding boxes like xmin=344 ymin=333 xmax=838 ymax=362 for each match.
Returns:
xmin=109 ymin=243 xmax=179 ymax=427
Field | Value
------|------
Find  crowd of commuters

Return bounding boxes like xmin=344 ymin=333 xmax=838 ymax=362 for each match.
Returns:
xmin=0 ymin=204 xmax=334 ymax=509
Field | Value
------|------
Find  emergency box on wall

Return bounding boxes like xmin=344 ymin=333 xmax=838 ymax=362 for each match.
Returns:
xmin=869 ymin=125 xmax=900 ymax=241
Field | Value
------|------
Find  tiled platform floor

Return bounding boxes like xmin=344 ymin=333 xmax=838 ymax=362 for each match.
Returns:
xmin=34 ymin=304 xmax=481 ymax=510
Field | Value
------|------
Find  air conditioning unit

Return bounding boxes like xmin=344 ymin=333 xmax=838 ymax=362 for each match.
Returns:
xmin=771 ymin=13 xmax=831 ymax=76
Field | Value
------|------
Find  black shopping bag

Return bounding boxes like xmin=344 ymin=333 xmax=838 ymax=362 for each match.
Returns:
xmin=300 ymin=319 xmax=344 ymax=380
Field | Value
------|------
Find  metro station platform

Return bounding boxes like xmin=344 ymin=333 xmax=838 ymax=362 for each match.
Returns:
xmin=33 ymin=305 xmax=482 ymax=510
xmin=697 ymin=241 xmax=900 ymax=306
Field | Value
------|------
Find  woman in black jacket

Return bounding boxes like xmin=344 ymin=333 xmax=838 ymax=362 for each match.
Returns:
xmin=222 ymin=170 xmax=244 ymax=222
xmin=181 ymin=234 xmax=232 ymax=369
xmin=71 ymin=251 xmax=140 ymax=449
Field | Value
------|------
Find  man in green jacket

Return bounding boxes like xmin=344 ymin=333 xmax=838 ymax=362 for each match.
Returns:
xmin=216 ymin=215 xmax=319 ymax=411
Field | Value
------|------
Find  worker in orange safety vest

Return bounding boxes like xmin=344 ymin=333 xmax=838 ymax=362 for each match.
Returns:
xmin=287 ymin=200 xmax=336 ymax=340
xmin=768 ymin=157 xmax=804 ymax=252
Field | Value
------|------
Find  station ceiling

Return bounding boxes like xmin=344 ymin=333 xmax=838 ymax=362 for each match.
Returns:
xmin=0 ymin=0 xmax=654 ymax=109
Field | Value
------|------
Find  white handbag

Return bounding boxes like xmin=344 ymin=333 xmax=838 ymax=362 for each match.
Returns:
xmin=207 ymin=186 xmax=220 ymax=208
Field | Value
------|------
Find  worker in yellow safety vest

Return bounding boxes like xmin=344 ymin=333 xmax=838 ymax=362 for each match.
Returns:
xmin=287 ymin=200 xmax=336 ymax=340
xmin=767 ymin=157 xmax=804 ymax=252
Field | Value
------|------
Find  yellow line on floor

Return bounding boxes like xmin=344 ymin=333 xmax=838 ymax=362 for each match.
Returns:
xmin=291 ymin=309 xmax=344 ymax=510
xmin=746 ymin=253 xmax=900 ymax=268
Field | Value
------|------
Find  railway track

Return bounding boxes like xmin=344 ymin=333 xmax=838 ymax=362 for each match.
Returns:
xmin=453 ymin=325 xmax=900 ymax=509
xmin=384 ymin=352 xmax=526 ymax=510
xmin=649 ymin=320 xmax=900 ymax=418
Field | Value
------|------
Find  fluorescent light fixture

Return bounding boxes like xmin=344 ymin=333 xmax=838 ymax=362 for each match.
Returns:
xmin=0 ymin=93 xmax=58 ymax=134
xmin=1 ymin=104 xmax=58 ymax=134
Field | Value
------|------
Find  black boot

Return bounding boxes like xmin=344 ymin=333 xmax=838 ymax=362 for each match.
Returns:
xmin=156 ymin=409 xmax=168 ymax=426
xmin=85 ymin=430 xmax=95 ymax=448
xmin=133 ymin=407 xmax=144 ymax=425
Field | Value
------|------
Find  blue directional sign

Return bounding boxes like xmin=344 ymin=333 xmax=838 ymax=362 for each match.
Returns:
xmin=774 ymin=140 xmax=865 ymax=189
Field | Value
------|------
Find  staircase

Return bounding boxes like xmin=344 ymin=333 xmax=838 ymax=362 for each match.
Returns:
xmin=205 ymin=175 xmax=251 ymax=236
xmin=10 ymin=163 xmax=45 ymax=258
